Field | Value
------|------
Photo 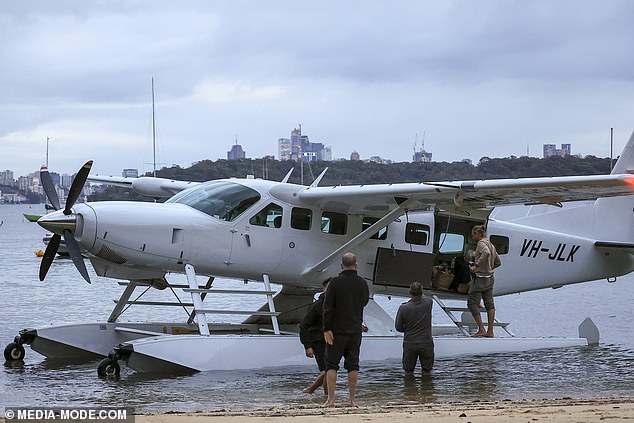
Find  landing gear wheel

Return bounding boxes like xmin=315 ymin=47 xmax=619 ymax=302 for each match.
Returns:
xmin=97 ymin=357 xmax=120 ymax=378
xmin=4 ymin=342 xmax=26 ymax=361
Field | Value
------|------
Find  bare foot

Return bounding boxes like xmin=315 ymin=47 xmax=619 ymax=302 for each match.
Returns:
xmin=471 ymin=331 xmax=486 ymax=337
xmin=322 ymin=400 xmax=335 ymax=408
xmin=484 ymin=333 xmax=494 ymax=338
xmin=303 ymin=386 xmax=315 ymax=394
xmin=348 ymin=400 xmax=358 ymax=408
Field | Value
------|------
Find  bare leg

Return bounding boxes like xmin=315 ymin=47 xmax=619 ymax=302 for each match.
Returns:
xmin=303 ymin=371 xmax=325 ymax=393
xmin=348 ymin=370 xmax=359 ymax=407
xmin=468 ymin=293 xmax=486 ymax=337
xmin=472 ymin=312 xmax=486 ymax=337
xmin=486 ymin=309 xmax=495 ymax=337
xmin=322 ymin=369 xmax=337 ymax=407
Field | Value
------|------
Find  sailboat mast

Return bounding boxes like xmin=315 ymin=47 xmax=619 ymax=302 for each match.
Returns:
xmin=46 ymin=136 xmax=51 ymax=168
xmin=152 ymin=77 xmax=157 ymax=178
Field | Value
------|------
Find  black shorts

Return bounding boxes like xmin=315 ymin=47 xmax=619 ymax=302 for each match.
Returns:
xmin=312 ymin=342 xmax=326 ymax=372
xmin=325 ymin=333 xmax=362 ymax=372
xmin=402 ymin=342 xmax=434 ymax=372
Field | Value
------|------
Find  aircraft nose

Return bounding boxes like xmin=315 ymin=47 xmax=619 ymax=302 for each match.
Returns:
xmin=37 ymin=210 xmax=77 ymax=235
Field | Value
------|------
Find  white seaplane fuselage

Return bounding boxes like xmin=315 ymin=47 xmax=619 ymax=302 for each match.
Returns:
xmin=62 ymin=177 xmax=632 ymax=297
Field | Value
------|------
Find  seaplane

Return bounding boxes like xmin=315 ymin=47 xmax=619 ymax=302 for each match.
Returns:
xmin=4 ymin=131 xmax=634 ymax=377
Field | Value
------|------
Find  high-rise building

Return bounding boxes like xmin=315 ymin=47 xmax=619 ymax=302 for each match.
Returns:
xmin=543 ymin=143 xmax=571 ymax=158
xmin=278 ymin=126 xmax=331 ymax=162
xmin=278 ymin=138 xmax=291 ymax=161
xmin=61 ymin=174 xmax=73 ymax=188
xmin=0 ymin=170 xmax=14 ymax=186
xmin=413 ymin=150 xmax=432 ymax=162
xmin=227 ymin=143 xmax=246 ymax=160
xmin=561 ymin=143 xmax=571 ymax=156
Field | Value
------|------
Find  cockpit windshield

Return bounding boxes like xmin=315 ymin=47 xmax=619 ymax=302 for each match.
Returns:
xmin=166 ymin=181 xmax=261 ymax=221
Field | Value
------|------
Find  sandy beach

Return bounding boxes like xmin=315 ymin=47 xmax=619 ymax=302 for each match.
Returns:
xmin=135 ymin=397 xmax=633 ymax=422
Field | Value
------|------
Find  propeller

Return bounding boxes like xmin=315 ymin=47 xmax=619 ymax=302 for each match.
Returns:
xmin=38 ymin=161 xmax=93 ymax=283
xmin=39 ymin=165 xmax=61 ymax=211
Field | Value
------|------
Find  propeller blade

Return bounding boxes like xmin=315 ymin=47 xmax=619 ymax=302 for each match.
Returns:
xmin=64 ymin=160 xmax=93 ymax=215
xmin=39 ymin=233 xmax=61 ymax=281
xmin=40 ymin=166 xmax=61 ymax=211
xmin=63 ymin=229 xmax=91 ymax=284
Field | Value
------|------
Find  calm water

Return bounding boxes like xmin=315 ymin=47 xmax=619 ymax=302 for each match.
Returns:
xmin=1 ymin=204 xmax=633 ymax=412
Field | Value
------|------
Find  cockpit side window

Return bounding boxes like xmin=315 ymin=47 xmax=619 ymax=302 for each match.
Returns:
xmin=249 ymin=203 xmax=283 ymax=228
xmin=166 ymin=181 xmax=261 ymax=221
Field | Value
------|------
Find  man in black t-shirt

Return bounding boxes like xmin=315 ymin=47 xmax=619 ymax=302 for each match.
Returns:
xmin=322 ymin=252 xmax=370 ymax=408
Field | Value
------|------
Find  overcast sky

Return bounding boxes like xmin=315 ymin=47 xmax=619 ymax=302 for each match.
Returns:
xmin=2 ymin=1 xmax=634 ymax=178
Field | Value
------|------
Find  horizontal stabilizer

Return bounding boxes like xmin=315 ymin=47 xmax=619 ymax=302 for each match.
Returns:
xmin=594 ymin=241 xmax=634 ymax=252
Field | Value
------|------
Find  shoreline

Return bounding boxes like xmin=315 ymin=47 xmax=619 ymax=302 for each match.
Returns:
xmin=134 ymin=396 xmax=634 ymax=422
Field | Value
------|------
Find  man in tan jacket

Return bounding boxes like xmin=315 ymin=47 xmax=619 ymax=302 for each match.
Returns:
xmin=468 ymin=225 xmax=501 ymax=337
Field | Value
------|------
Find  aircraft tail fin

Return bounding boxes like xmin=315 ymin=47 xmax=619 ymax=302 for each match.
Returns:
xmin=593 ymin=131 xmax=634 ymax=243
xmin=611 ymin=130 xmax=634 ymax=175
xmin=592 ymin=195 xmax=634 ymax=243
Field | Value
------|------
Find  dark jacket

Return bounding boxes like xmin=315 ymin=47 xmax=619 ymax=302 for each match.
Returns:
xmin=299 ymin=293 xmax=325 ymax=349
xmin=323 ymin=269 xmax=370 ymax=334
xmin=395 ymin=296 xmax=433 ymax=345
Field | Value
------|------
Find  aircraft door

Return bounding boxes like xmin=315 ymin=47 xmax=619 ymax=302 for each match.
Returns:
xmin=227 ymin=202 xmax=285 ymax=273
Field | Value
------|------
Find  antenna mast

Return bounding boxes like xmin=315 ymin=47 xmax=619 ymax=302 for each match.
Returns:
xmin=152 ymin=77 xmax=157 ymax=178
xmin=610 ymin=127 xmax=614 ymax=173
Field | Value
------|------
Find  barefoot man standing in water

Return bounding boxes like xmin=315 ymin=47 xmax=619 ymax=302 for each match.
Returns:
xmin=322 ymin=252 xmax=370 ymax=407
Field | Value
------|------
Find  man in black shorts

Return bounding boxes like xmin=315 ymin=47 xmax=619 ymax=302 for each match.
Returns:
xmin=395 ymin=281 xmax=434 ymax=375
xmin=299 ymin=278 xmax=330 ymax=395
xmin=322 ymin=252 xmax=370 ymax=407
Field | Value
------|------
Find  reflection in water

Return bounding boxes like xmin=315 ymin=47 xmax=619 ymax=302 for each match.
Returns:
xmin=402 ymin=373 xmax=436 ymax=404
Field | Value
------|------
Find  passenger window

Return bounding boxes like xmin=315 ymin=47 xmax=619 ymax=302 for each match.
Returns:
xmin=490 ymin=235 xmax=509 ymax=255
xmin=249 ymin=203 xmax=283 ymax=228
xmin=405 ymin=223 xmax=430 ymax=245
xmin=438 ymin=233 xmax=464 ymax=253
xmin=321 ymin=211 xmax=347 ymax=235
xmin=362 ymin=217 xmax=388 ymax=240
xmin=291 ymin=207 xmax=312 ymax=230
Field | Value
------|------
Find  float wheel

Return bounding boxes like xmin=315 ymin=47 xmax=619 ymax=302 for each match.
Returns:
xmin=4 ymin=342 xmax=26 ymax=361
xmin=97 ymin=357 xmax=121 ymax=377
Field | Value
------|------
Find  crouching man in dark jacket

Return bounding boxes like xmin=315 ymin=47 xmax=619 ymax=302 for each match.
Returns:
xmin=299 ymin=278 xmax=331 ymax=395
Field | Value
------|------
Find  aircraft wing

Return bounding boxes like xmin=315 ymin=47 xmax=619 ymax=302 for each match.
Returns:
xmin=298 ymin=174 xmax=634 ymax=215
xmin=88 ymin=175 xmax=200 ymax=197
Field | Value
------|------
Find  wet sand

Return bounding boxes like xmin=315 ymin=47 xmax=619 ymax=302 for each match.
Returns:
xmin=136 ymin=397 xmax=633 ymax=422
